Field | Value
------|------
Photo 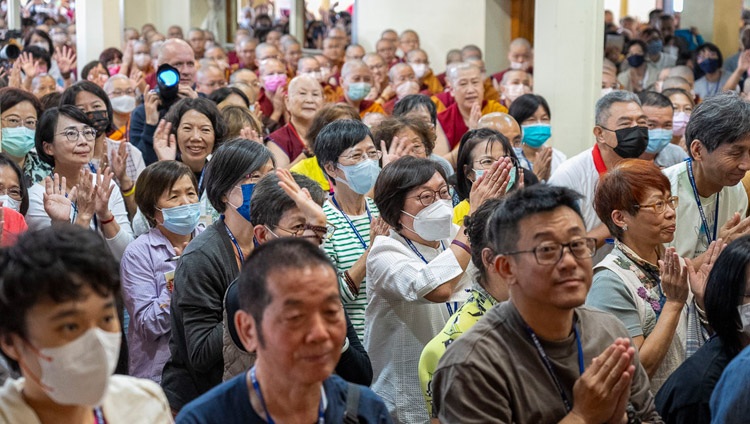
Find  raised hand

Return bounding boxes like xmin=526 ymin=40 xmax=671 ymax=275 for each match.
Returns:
xmin=380 ymin=136 xmax=414 ymax=167
xmin=718 ymin=212 xmax=750 ymax=245
xmin=53 ymin=45 xmax=77 ymax=77
xmin=110 ymin=140 xmax=130 ymax=184
xmin=144 ymin=90 xmax=162 ymax=125
xmin=532 ymin=146 xmax=553 ymax=181
xmin=686 ymin=239 xmax=725 ymax=304
xmin=130 ymin=69 xmax=147 ymax=95
xmin=17 ymin=52 xmax=38 ymax=79
xmin=276 ymin=168 xmax=326 ymax=226
xmin=93 ymin=166 xmax=116 ymax=219
xmin=658 ymin=247 xmax=690 ymax=305
xmin=74 ymin=166 xmax=96 ymax=224
xmin=468 ymin=157 xmax=513 ymax=214
xmin=7 ymin=60 xmax=20 ymax=88
xmin=368 ymin=217 xmax=390 ymax=244
xmin=468 ymin=102 xmax=482 ymax=130
xmin=43 ymin=173 xmax=76 ymax=223
xmin=240 ymin=126 xmax=261 ymax=143
xmin=153 ymin=119 xmax=177 ymax=161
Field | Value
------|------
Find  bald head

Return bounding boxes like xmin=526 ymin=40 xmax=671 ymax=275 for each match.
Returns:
xmin=256 ymin=42 xmax=281 ymax=62
xmin=157 ymin=39 xmax=197 ymax=85
xmin=668 ymin=65 xmax=695 ymax=87
xmin=345 ymin=44 xmax=366 ymax=62
xmin=258 ymin=58 xmax=286 ymax=77
xmin=662 ymin=76 xmax=691 ymax=92
xmin=341 ymin=59 xmax=370 ymax=79
xmin=400 ymin=29 xmax=420 ymax=54
xmin=478 ymin=113 xmax=522 ymax=146
xmin=446 ymin=49 xmax=462 ymax=65
xmin=389 ymin=62 xmax=415 ymax=83
xmin=297 ymin=56 xmax=321 ymax=75
xmin=288 ymin=74 xmax=323 ymax=94
xmin=508 ymin=37 xmax=533 ymax=70
xmin=381 ymin=29 xmax=398 ymax=43
xmin=461 ymin=44 xmax=482 ymax=61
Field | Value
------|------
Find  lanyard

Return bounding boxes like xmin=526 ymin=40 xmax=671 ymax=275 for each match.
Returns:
xmin=517 ymin=149 xmax=533 ymax=171
xmin=198 ymin=167 xmax=206 ymax=195
xmin=685 ymin=158 xmax=719 ymax=244
xmin=225 ymin=223 xmax=245 ymax=266
xmin=591 ymin=145 xmax=607 ymax=175
xmin=524 ymin=323 xmax=584 ymax=413
xmin=404 ymin=237 xmax=458 ymax=315
xmin=330 ymin=195 xmax=371 ymax=249
xmin=94 ymin=407 xmax=106 ymax=424
xmin=250 ymin=367 xmax=325 ymax=424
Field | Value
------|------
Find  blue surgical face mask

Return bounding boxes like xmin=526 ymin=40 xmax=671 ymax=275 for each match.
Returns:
xmin=646 ymin=128 xmax=674 ymax=154
xmin=158 ymin=203 xmax=201 ymax=235
xmin=347 ymin=82 xmax=371 ymax=102
xmin=1 ymin=127 xmax=36 ymax=157
xmin=507 ymin=166 xmax=517 ymax=193
xmin=233 ymin=183 xmax=255 ymax=222
xmin=473 ymin=169 xmax=485 ymax=180
xmin=336 ymin=159 xmax=380 ymax=195
xmin=521 ymin=123 xmax=552 ymax=148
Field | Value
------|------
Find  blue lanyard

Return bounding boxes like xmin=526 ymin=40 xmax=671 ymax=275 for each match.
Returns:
xmin=404 ymin=237 xmax=458 ymax=315
xmin=330 ymin=195 xmax=371 ymax=249
xmin=250 ymin=367 xmax=324 ymax=424
xmin=94 ymin=407 xmax=106 ymax=424
xmin=518 ymin=149 xmax=533 ymax=170
xmin=524 ymin=323 xmax=584 ymax=413
xmin=198 ymin=167 xmax=206 ymax=195
xmin=685 ymin=159 xmax=719 ymax=244
xmin=225 ymin=222 xmax=245 ymax=265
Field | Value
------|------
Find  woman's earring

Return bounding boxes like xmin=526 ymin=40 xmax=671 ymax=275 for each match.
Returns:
xmin=622 ymin=224 xmax=628 ymax=231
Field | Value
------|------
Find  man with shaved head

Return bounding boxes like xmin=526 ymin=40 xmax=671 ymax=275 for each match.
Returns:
xmin=131 ymin=38 xmax=199 ymax=164
xmin=492 ymin=37 xmax=534 ymax=87
xmin=466 ymin=57 xmax=502 ymax=104
xmin=255 ymin=42 xmax=282 ymax=69
xmin=298 ymin=56 xmax=343 ymax=103
xmin=236 ymin=37 xmax=259 ymax=71
xmin=461 ymin=44 xmax=482 ymax=61
xmin=376 ymin=38 xmax=399 ymax=68
xmin=345 ymin=44 xmax=366 ymax=62
xmin=438 ymin=62 xmax=507 ymax=149
xmin=437 ymin=49 xmax=463 ymax=87
xmin=230 ymin=68 xmax=261 ymax=103
xmin=267 ymin=75 xmax=324 ymax=168
xmin=382 ymin=63 xmax=421 ymax=114
xmin=339 ymin=60 xmax=385 ymax=117
xmin=196 ymin=63 xmax=227 ymax=96
xmin=204 ymin=45 xmax=230 ymax=80
xmin=281 ymin=38 xmax=303 ymax=77
xmin=399 ymin=29 xmax=420 ymax=56
xmin=187 ymin=28 xmax=207 ymax=60
xmin=406 ymin=48 xmax=443 ymax=95
xmin=478 ymin=112 xmax=522 ymax=146
xmin=499 ymin=69 xmax=532 ymax=108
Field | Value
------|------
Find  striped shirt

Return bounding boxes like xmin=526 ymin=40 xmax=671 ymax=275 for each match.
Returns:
xmin=322 ymin=197 xmax=379 ymax=341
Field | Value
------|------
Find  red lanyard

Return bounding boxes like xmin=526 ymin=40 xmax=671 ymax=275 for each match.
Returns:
xmin=592 ymin=145 xmax=607 ymax=175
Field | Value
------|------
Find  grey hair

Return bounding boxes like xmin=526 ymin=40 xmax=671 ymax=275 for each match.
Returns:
xmin=685 ymin=92 xmax=750 ymax=158
xmin=445 ymin=62 xmax=480 ymax=85
xmin=102 ymin=74 xmax=133 ymax=93
xmin=341 ymin=59 xmax=369 ymax=79
xmin=388 ymin=62 xmax=412 ymax=82
xmin=594 ymin=90 xmax=641 ymax=126
xmin=229 ymin=68 xmax=255 ymax=84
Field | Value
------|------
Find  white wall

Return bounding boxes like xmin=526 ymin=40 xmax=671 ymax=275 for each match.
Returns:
xmin=356 ymin=0 xmax=511 ymax=74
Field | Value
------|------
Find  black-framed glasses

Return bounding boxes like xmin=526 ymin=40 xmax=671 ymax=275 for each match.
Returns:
xmin=266 ymin=223 xmax=336 ymax=241
xmin=501 ymin=237 xmax=597 ymax=265
xmin=635 ymin=196 xmax=678 ymax=214
xmin=410 ymin=186 xmax=451 ymax=207
xmin=56 ymin=127 xmax=96 ymax=142
xmin=473 ymin=155 xmax=519 ymax=170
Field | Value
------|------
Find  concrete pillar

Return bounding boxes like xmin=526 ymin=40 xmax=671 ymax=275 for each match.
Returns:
xmin=682 ymin=0 xmax=742 ymax=57
xmin=75 ymin=0 xmax=123 ymax=72
xmin=355 ymin=0 xmax=511 ymax=74
xmin=534 ymin=0 xmax=604 ymax=158
xmin=290 ymin=0 xmax=306 ymax=45
xmin=7 ymin=0 xmax=21 ymax=30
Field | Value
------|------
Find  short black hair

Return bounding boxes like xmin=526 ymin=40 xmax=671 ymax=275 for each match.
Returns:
xmin=204 ymin=138 xmax=274 ymax=213
xmin=23 ymin=29 xmax=53 ymax=54
xmin=21 ymin=45 xmax=51 ymax=71
xmin=81 ymin=60 xmax=109 ymax=81
xmin=59 ymin=80 xmax=115 ymax=134
xmin=455 ymin=128 xmax=519 ymax=202
xmin=237 ymin=237 xmax=336 ymax=346
xmin=685 ymin=92 xmax=750 ymax=158
xmin=135 ymin=160 xmax=198 ymax=227
xmin=39 ymin=92 xmax=62 ymax=111
xmin=463 ymin=197 xmax=502 ymax=287
xmin=35 ymin=105 xmax=95 ymax=167
xmin=0 ymin=87 xmax=43 ymax=119
xmin=704 ymin=235 xmax=750 ymax=357
xmin=164 ymin=97 xmax=228 ymax=156
xmin=626 ymin=39 xmax=648 ymax=55
xmin=250 ymin=172 xmax=325 ymax=228
xmin=0 ymin=153 xmax=29 ymax=215
xmin=314 ymin=119 xmax=374 ymax=186
xmin=374 ymin=156 xmax=447 ymax=231
xmin=0 ymin=224 xmax=120 ymax=369
xmin=695 ymin=42 xmax=723 ymax=69
xmin=487 ymin=184 xmax=583 ymax=254
xmin=392 ymin=94 xmax=437 ymax=125
xmin=508 ymin=93 xmax=551 ymax=125
xmin=307 ymin=103 xmax=360 ymax=150
xmin=208 ymin=86 xmax=250 ymax=108
xmin=637 ymin=90 xmax=673 ymax=110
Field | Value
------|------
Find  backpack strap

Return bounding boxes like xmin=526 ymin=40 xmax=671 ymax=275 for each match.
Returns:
xmin=343 ymin=383 xmax=361 ymax=424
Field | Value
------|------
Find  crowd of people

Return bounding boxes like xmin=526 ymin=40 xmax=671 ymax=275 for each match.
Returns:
xmin=3 ymin=1 xmax=750 ymax=423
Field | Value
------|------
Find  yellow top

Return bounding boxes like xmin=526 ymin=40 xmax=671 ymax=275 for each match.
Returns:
xmin=453 ymin=199 xmax=470 ymax=226
xmin=290 ymin=156 xmax=330 ymax=192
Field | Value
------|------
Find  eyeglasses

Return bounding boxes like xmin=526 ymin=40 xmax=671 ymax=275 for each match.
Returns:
xmin=203 ymin=80 xmax=227 ymax=88
xmin=411 ymin=186 xmax=451 ymax=207
xmin=473 ymin=155 xmax=519 ymax=170
xmin=635 ymin=196 xmax=679 ymax=214
xmin=501 ymin=237 xmax=597 ymax=265
xmin=339 ymin=150 xmax=382 ymax=164
xmin=108 ymin=88 xmax=136 ymax=96
xmin=2 ymin=117 xmax=37 ymax=129
xmin=56 ymin=127 xmax=97 ymax=142
xmin=265 ymin=223 xmax=336 ymax=241
xmin=0 ymin=186 xmax=23 ymax=200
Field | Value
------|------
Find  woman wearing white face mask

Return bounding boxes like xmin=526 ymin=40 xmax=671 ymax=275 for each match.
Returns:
xmin=120 ymin=161 xmax=203 ymax=383
xmin=0 ymin=224 xmax=173 ymax=422
xmin=365 ymin=155 xmax=505 ymax=423
xmin=0 ymin=154 xmax=29 ymax=247
xmin=104 ymin=75 xmax=138 ymax=142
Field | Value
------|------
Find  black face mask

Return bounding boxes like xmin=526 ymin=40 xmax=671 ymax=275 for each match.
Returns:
xmin=606 ymin=125 xmax=649 ymax=158
xmin=85 ymin=110 xmax=110 ymax=136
